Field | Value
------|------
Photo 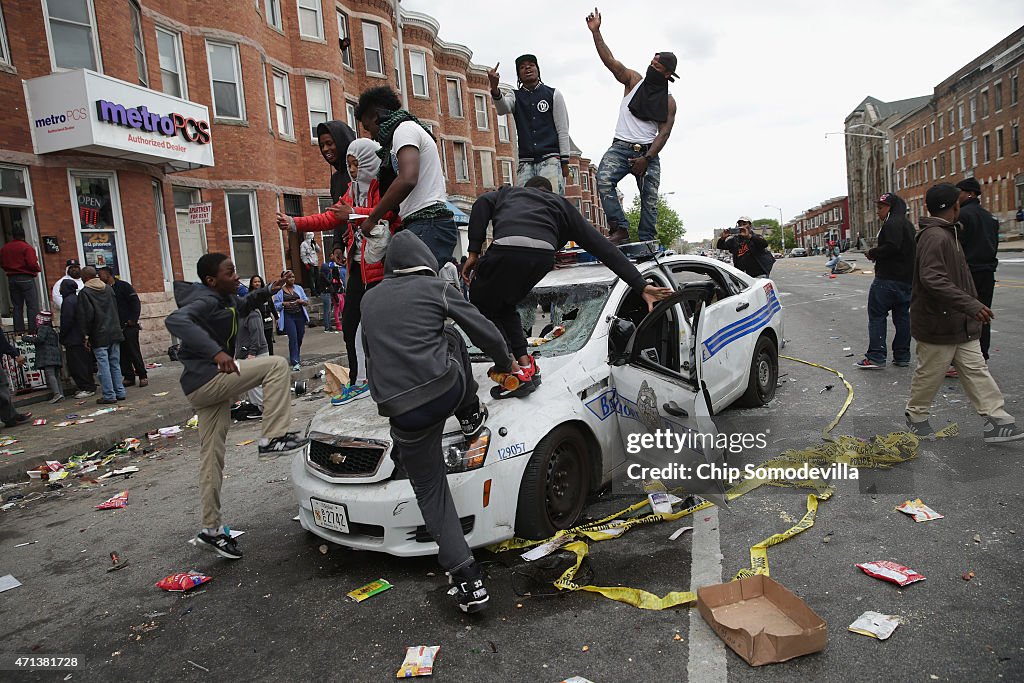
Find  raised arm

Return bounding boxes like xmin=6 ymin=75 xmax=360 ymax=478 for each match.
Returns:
xmin=586 ymin=8 xmax=641 ymax=89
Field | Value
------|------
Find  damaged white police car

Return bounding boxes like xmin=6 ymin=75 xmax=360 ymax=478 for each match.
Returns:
xmin=291 ymin=253 xmax=783 ymax=553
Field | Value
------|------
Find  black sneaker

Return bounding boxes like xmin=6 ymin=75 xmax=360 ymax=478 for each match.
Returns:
xmin=195 ymin=531 xmax=243 ymax=560
xmin=459 ymin=405 xmax=488 ymax=437
xmin=447 ymin=564 xmax=489 ymax=614
xmin=905 ymin=416 xmax=934 ymax=437
xmin=257 ymin=432 xmax=309 ymax=460
xmin=4 ymin=413 xmax=31 ymax=428
xmin=983 ymin=420 xmax=1024 ymax=444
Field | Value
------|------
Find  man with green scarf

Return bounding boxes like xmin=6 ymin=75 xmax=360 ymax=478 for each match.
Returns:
xmin=356 ymin=86 xmax=457 ymax=269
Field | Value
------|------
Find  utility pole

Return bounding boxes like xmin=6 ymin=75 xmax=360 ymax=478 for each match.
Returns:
xmin=764 ymin=204 xmax=785 ymax=253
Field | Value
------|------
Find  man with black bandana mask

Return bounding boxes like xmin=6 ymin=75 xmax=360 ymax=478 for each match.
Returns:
xmin=587 ymin=7 xmax=677 ymax=245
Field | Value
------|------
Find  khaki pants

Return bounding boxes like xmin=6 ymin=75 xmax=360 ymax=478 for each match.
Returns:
xmin=187 ymin=355 xmax=292 ymax=529
xmin=906 ymin=339 xmax=1013 ymax=424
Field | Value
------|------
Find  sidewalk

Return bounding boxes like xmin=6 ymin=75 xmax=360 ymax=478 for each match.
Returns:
xmin=0 ymin=327 xmax=347 ymax=484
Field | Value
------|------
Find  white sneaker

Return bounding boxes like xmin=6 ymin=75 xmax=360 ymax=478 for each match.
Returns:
xmin=49 ymin=394 xmax=65 ymax=404
xmin=74 ymin=390 xmax=95 ymax=399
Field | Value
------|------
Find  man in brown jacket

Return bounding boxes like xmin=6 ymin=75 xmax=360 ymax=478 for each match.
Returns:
xmin=906 ymin=183 xmax=1022 ymax=443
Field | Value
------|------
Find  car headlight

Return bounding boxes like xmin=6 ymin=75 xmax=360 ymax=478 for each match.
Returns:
xmin=442 ymin=428 xmax=490 ymax=473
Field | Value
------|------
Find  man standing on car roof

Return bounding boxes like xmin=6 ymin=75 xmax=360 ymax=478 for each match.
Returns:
xmin=463 ymin=176 xmax=674 ymax=398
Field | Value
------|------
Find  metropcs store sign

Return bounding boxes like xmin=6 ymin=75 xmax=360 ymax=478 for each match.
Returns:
xmin=24 ymin=70 xmax=214 ymax=171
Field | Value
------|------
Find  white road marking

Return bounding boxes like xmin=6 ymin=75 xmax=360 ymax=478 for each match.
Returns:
xmin=687 ymin=507 xmax=728 ymax=683
xmin=782 ymin=292 xmax=865 ymax=307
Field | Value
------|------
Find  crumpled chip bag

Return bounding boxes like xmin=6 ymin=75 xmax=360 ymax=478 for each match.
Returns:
xmin=95 ymin=490 xmax=129 ymax=510
xmin=856 ymin=560 xmax=925 ymax=587
xmin=155 ymin=571 xmax=212 ymax=592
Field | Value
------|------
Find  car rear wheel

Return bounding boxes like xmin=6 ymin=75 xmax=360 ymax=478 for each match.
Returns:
xmin=514 ymin=426 xmax=591 ymax=540
xmin=735 ymin=335 xmax=778 ymax=408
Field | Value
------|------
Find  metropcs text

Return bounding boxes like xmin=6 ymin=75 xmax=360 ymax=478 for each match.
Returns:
xmin=625 ymin=429 xmax=768 ymax=455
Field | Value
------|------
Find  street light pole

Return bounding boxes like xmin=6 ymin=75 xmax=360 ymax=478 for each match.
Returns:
xmin=764 ymin=204 xmax=784 ymax=253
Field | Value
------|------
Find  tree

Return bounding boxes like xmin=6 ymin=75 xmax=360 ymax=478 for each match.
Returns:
xmin=624 ymin=194 xmax=685 ymax=247
xmin=766 ymin=227 xmax=796 ymax=252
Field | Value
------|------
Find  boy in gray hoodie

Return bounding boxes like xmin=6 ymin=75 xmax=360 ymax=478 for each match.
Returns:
xmin=361 ymin=231 xmax=516 ymax=613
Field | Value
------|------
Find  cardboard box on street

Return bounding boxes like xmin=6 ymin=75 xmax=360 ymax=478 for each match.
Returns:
xmin=697 ymin=575 xmax=827 ymax=666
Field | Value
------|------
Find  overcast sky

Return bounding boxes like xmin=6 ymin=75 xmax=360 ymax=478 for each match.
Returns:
xmin=403 ymin=0 xmax=1024 ymax=240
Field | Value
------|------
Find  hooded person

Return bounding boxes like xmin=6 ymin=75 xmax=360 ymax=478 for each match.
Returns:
xmin=360 ymin=231 xmax=516 ymax=615
xmin=955 ymin=177 xmax=1000 ymax=361
xmin=855 ymin=192 xmax=916 ymax=370
xmin=76 ymin=266 xmax=125 ymax=404
xmin=58 ymin=277 xmax=95 ymax=397
xmin=51 ymin=259 xmax=83 ymax=309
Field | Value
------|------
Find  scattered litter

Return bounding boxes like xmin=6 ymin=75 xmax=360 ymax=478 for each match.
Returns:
xmin=648 ymin=492 xmax=682 ymax=515
xmin=187 ymin=661 xmax=209 ymax=673
xmin=158 ymin=426 xmax=182 ymax=437
xmin=33 ymin=419 xmax=46 ymax=426
xmin=895 ymin=499 xmax=943 ymax=522
xmin=98 ymin=466 xmax=139 ymax=481
xmin=155 ymin=571 xmax=212 ymax=592
xmin=822 ymin=532 xmax=833 ymax=544
xmin=396 ymin=645 xmax=439 ymax=678
xmin=818 ymin=385 xmax=834 ymax=394
xmin=152 ymin=392 xmax=169 ymax=397
xmin=973 ymin=534 xmax=982 ymax=544
xmin=236 ymin=439 xmax=256 ymax=446
xmin=581 ymin=645 xmax=590 ymax=652
xmin=266 ymin=476 xmax=288 ymax=483
xmin=74 ymin=418 xmax=95 ymax=424
xmin=669 ymin=526 xmax=694 ymax=541
xmin=107 ymin=551 xmax=129 ymax=572
xmin=0 ymin=574 xmax=22 ymax=593
xmin=186 ymin=415 xmax=199 ymax=429
xmin=319 ymin=544 xmax=328 ymax=555
xmin=962 ymin=571 xmax=975 ymax=581
xmin=856 ymin=561 xmax=926 ymax=587
xmin=521 ymin=535 xmax=572 ymax=561
xmin=347 ymin=578 xmax=392 ymax=602
xmin=13 ymin=540 xmax=37 ymax=548
xmin=292 ymin=515 xmax=300 ymax=521
xmin=848 ymin=611 xmax=900 ymax=640
xmin=559 ymin=678 xmax=595 ymax=683
xmin=88 ymin=407 xmax=117 ymax=417
xmin=145 ymin=362 xmax=162 ymax=369
xmin=95 ymin=490 xmax=129 ymax=510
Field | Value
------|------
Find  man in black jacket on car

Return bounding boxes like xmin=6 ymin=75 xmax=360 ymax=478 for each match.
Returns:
xmin=956 ymin=178 xmax=999 ymax=361
xmin=716 ymin=217 xmax=774 ymax=278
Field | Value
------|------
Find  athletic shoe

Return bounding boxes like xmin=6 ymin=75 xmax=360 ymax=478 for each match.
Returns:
xmin=122 ymin=378 xmax=135 ymax=387
xmin=892 ymin=361 xmax=911 ymax=368
xmin=291 ymin=363 xmax=301 ymax=372
xmin=983 ymin=420 xmax=1024 ymax=444
xmin=331 ymin=382 xmax=369 ymax=406
xmin=116 ymin=395 xmax=127 ymax=402
xmin=3 ymin=413 xmax=31 ymax=428
xmin=74 ymin=390 xmax=95 ymax=399
xmin=607 ymin=230 xmax=629 ymax=246
xmin=854 ymin=359 xmax=884 ymax=370
xmin=49 ymin=394 xmax=65 ymax=404
xmin=194 ymin=531 xmax=243 ymax=560
xmin=139 ymin=378 xmax=149 ymax=387
xmin=459 ymin=405 xmax=488 ymax=437
xmin=257 ymin=432 xmax=309 ymax=460
xmin=96 ymin=397 xmax=117 ymax=405
xmin=447 ymin=563 xmax=489 ymax=614
xmin=945 ymin=367 xmax=958 ymax=378
xmin=905 ymin=416 xmax=935 ymax=437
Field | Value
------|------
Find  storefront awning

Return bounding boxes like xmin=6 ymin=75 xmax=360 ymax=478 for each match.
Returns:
xmin=24 ymin=69 xmax=214 ymax=172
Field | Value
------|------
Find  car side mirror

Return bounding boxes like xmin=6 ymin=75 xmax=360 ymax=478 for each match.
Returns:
xmin=608 ymin=317 xmax=635 ymax=366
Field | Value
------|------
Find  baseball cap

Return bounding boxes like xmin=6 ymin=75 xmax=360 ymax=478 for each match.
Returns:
xmin=925 ymin=183 xmax=960 ymax=213
xmin=955 ymin=177 xmax=982 ymax=195
xmin=515 ymin=54 xmax=538 ymax=69
xmin=737 ymin=216 xmax=753 ymax=225
xmin=877 ymin=193 xmax=894 ymax=206
xmin=66 ymin=259 xmax=80 ymax=267
xmin=656 ymin=52 xmax=680 ymax=82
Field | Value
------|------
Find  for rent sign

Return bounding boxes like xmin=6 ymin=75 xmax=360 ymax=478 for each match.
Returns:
xmin=188 ymin=202 xmax=212 ymax=225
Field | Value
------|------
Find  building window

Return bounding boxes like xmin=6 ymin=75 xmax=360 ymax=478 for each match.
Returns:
xmin=994 ymin=81 xmax=1003 ymax=111
xmin=265 ymin=0 xmax=282 ymax=30
xmin=155 ymin=27 xmax=186 ymax=98
xmin=939 ymin=151 xmax=946 ymax=177
xmin=982 ymin=133 xmax=990 ymax=163
xmin=317 ymin=196 xmax=333 ymax=213
xmin=980 ymin=89 xmax=989 ymax=117
xmin=959 ymin=144 xmax=966 ymax=172
xmin=947 ymin=108 xmax=954 ymax=136
xmin=950 ymin=146 xmax=957 ymax=174
xmin=336 ymin=11 xmax=352 ymax=67
xmin=44 ymin=0 xmax=101 ymax=71
xmin=1013 ymin=124 xmax=1020 ymax=155
xmin=957 ymin=103 xmax=964 ymax=129
xmin=969 ymin=96 xmax=977 ymax=124
xmin=447 ymin=78 xmax=464 ymax=118
xmin=453 ymin=142 xmax=469 ymax=181
xmin=225 ymin=192 xmax=262 ymax=280
xmin=1011 ymin=74 xmax=1019 ymax=106
xmin=996 ymin=128 xmax=1004 ymax=159
xmin=569 ymin=166 xmax=580 ymax=185
xmin=297 ymin=0 xmax=323 ymax=39
xmin=929 ymin=121 xmax=935 ymax=144
xmin=500 ymin=159 xmax=513 ymax=185
xmin=129 ymin=1 xmax=148 ymax=86
xmin=282 ymin=194 xmax=303 ymax=217
xmin=362 ymin=22 xmax=383 ymax=75
xmin=583 ymin=201 xmax=591 ymax=220
xmin=345 ymin=100 xmax=359 ymax=133
xmin=582 ymin=172 xmax=590 ymax=192
xmin=938 ymin=113 xmax=944 ymax=139
xmin=0 ymin=3 xmax=9 ymax=65
xmin=435 ymin=73 xmax=442 ymax=113
xmin=272 ymin=70 xmax=293 ymax=138
xmin=971 ymin=139 xmax=978 ymax=168
xmin=439 ymin=138 xmax=449 ymax=178
xmin=479 ymin=150 xmax=494 ymax=187
xmin=70 ymin=172 xmax=128 ymax=279
xmin=410 ymin=51 xmax=428 ymax=97
xmin=305 ymin=77 xmax=331 ymax=142
xmin=474 ymin=94 xmax=489 ymax=130
xmin=393 ymin=43 xmax=401 ymax=90
xmin=207 ymin=41 xmax=245 ymax=120
xmin=497 ymin=114 xmax=509 ymax=143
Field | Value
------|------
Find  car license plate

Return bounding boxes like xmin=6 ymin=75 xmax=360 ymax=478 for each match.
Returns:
xmin=311 ymin=498 xmax=349 ymax=534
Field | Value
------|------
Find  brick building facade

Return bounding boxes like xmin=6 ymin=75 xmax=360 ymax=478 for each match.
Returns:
xmin=0 ymin=0 xmax=602 ymax=358
xmin=790 ymin=196 xmax=849 ymax=251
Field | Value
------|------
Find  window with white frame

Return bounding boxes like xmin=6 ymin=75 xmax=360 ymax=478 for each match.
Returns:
xmin=336 ymin=11 xmax=352 ymax=67
xmin=45 ymin=0 xmax=101 ymax=71
xmin=345 ymin=100 xmax=358 ymax=133
xmin=453 ymin=142 xmax=469 ymax=181
xmin=318 ymin=197 xmax=333 ymax=213
xmin=0 ymin=3 xmax=9 ymax=65
xmin=479 ymin=150 xmax=494 ymax=187
xmin=225 ymin=191 xmax=262 ymax=280
xmin=582 ymin=171 xmax=590 ymax=192
xmin=363 ymin=22 xmax=383 ymax=75
xmin=994 ymin=81 xmax=1003 ymax=110
xmin=439 ymin=138 xmax=449 ymax=178
xmin=584 ymin=201 xmax=591 ymax=220
xmin=497 ymin=114 xmax=509 ymax=142
xmin=129 ymin=1 xmax=148 ymax=86
xmin=265 ymin=0 xmax=282 ymax=30
xmin=932 ymin=157 xmax=937 ymax=179
xmin=297 ymin=0 xmax=323 ymax=39
xmin=393 ymin=43 xmax=400 ymax=89
xmin=996 ymin=127 xmax=1004 ymax=159
xmin=938 ymin=113 xmax=944 ymax=139
xmin=474 ymin=94 xmax=489 ymax=130
xmin=410 ymin=51 xmax=428 ymax=97
xmin=207 ymin=41 xmax=245 ymax=120
xmin=982 ymin=133 xmax=990 ymax=163
xmin=447 ymin=78 xmax=463 ymax=117
xmin=272 ymin=70 xmax=293 ymax=138
xmin=305 ymin=77 xmax=331 ymax=142
xmin=971 ymin=139 xmax=978 ymax=167
xmin=435 ymin=73 xmax=442 ymax=112
xmin=156 ymin=27 xmax=186 ymax=98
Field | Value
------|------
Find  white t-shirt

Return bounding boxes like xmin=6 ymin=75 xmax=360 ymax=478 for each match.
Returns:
xmin=390 ymin=121 xmax=447 ymax=219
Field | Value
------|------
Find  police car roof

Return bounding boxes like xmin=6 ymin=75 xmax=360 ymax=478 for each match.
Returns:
xmin=536 ymin=254 xmax=747 ymax=289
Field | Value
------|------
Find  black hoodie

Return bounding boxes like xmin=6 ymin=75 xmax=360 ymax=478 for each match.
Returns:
xmin=316 ymin=121 xmax=357 ymax=251
xmin=870 ymin=194 xmax=915 ymax=283
xmin=957 ymin=196 xmax=999 ymax=273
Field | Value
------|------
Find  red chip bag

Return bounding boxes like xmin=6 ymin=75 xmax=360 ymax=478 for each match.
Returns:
xmin=155 ymin=571 xmax=213 ymax=592
xmin=95 ymin=490 xmax=129 ymax=510
xmin=856 ymin=560 xmax=925 ymax=587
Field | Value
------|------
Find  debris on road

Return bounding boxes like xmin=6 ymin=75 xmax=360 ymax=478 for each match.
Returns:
xmin=962 ymin=571 xmax=975 ymax=581
xmin=973 ymin=534 xmax=982 ymax=544
xmin=396 ymin=645 xmax=439 ymax=678
xmin=648 ymin=492 xmax=682 ymax=514
xmin=0 ymin=574 xmax=22 ymax=592
xmin=187 ymin=660 xmax=209 ymax=672
xmin=95 ymin=490 xmax=129 ymax=510
xmin=13 ymin=540 xmax=37 ymax=547
xmin=236 ymin=439 xmax=255 ymax=446
xmin=33 ymin=419 xmax=46 ymax=426
xmin=856 ymin=561 xmax=926 ymax=587
xmin=895 ymin=499 xmax=943 ymax=522
xmin=521 ymin=535 xmax=572 ymax=561
xmin=558 ymin=677 xmax=595 ymax=683
xmin=347 ymin=578 xmax=393 ymax=602
xmin=152 ymin=392 xmax=169 ymax=397
xmin=669 ymin=526 xmax=694 ymax=541
xmin=848 ymin=611 xmax=900 ymax=640
xmin=107 ymin=551 xmax=129 ymax=572
xmin=155 ymin=571 xmax=212 ymax=592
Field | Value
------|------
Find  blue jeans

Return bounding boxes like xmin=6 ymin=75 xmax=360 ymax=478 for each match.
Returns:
xmin=404 ymin=216 xmax=458 ymax=271
xmin=517 ymin=157 xmax=565 ymax=195
xmin=94 ymin=344 xmax=126 ymax=401
xmin=283 ymin=313 xmax=306 ymax=366
xmin=597 ymin=140 xmax=661 ymax=241
xmin=320 ymin=292 xmax=334 ymax=330
xmin=866 ymin=278 xmax=912 ymax=365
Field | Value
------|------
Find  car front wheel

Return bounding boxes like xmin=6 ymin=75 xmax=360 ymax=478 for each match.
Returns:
xmin=735 ymin=335 xmax=778 ymax=408
xmin=514 ymin=426 xmax=591 ymax=540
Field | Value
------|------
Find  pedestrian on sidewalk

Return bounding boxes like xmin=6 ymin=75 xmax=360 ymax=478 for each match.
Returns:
xmin=51 ymin=259 xmax=82 ymax=309
xmin=235 ymin=300 xmax=270 ymax=419
xmin=856 ymin=192 xmax=915 ymax=370
xmin=905 ymin=183 xmax=1023 ymax=444
xmin=300 ymin=233 xmax=322 ymax=293
xmin=716 ymin=218 xmax=774 ymax=278
xmin=76 ymin=266 xmax=125 ymax=405
xmin=0 ymin=226 xmax=41 ymax=333
xmin=956 ymin=178 xmax=999 ymax=361
xmin=58 ymin=278 xmax=95 ymax=398
xmin=246 ymin=275 xmax=277 ymax=357
xmin=165 ymin=255 xmax=308 ymax=559
xmin=327 ymin=248 xmax=345 ymax=333
xmin=22 ymin=311 xmax=63 ymax=403
xmin=587 ymin=7 xmax=677 ymax=244
xmin=98 ymin=268 xmax=148 ymax=387
xmin=317 ymin=259 xmax=338 ymax=333
xmin=273 ymin=271 xmax=309 ymax=371
xmin=0 ymin=333 xmax=30 ymax=428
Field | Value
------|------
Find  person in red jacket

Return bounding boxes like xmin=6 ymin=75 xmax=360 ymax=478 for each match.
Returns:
xmin=0 ymin=226 xmax=41 ymax=333
xmin=276 ymin=138 xmax=398 ymax=405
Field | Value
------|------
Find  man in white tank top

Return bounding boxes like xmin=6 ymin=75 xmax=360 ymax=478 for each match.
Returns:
xmin=587 ymin=8 xmax=678 ymax=245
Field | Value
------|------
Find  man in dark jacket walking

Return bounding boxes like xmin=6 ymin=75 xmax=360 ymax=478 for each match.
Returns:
xmin=716 ymin=217 xmax=774 ymax=278
xmin=955 ymin=178 xmax=999 ymax=360
xmin=905 ymin=183 xmax=1022 ymax=444
xmin=59 ymin=278 xmax=95 ymax=398
xmin=855 ymin=192 xmax=916 ymax=369
xmin=76 ymin=266 xmax=125 ymax=404
xmin=98 ymin=268 xmax=148 ymax=387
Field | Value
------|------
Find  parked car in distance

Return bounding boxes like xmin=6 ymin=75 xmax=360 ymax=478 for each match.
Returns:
xmin=789 ymin=247 xmax=808 ymax=257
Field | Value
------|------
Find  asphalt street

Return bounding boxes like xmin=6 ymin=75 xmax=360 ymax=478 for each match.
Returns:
xmin=0 ymin=256 xmax=1022 ymax=682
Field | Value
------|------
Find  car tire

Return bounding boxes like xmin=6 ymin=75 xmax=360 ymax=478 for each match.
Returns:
xmin=514 ymin=425 xmax=591 ymax=540
xmin=735 ymin=335 xmax=778 ymax=408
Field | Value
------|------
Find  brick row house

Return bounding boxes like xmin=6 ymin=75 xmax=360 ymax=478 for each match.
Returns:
xmin=790 ymin=196 xmax=850 ymax=251
xmin=0 ymin=0 xmax=604 ymax=358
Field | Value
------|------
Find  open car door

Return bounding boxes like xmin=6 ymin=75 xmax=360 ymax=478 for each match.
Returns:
xmin=607 ymin=283 xmax=729 ymax=508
